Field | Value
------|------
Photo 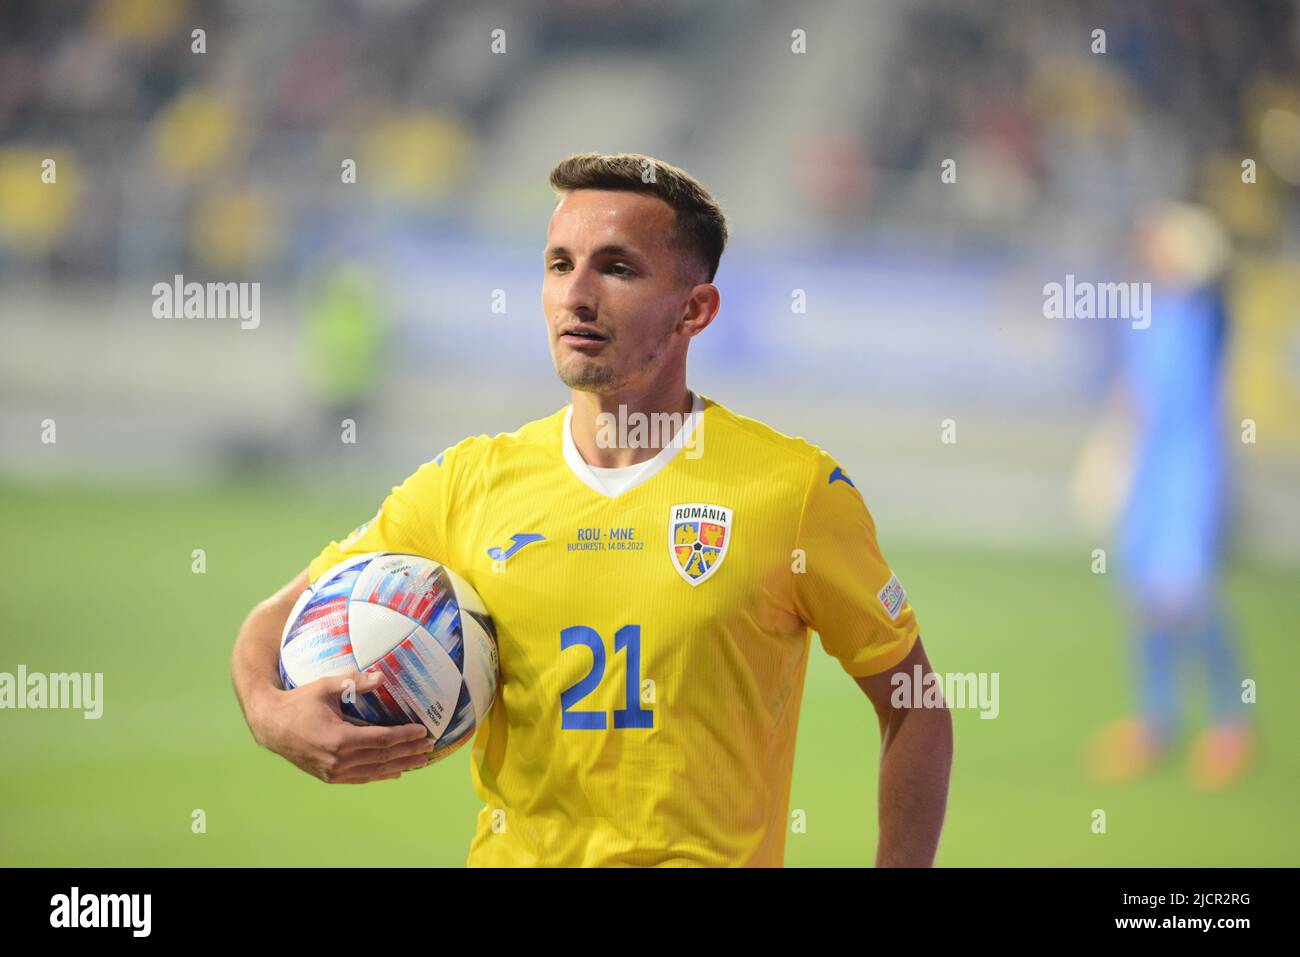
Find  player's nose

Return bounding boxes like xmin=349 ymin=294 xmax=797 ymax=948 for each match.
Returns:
xmin=559 ymin=262 xmax=600 ymax=316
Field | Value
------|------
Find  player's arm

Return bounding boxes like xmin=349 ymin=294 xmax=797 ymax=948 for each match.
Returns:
xmin=230 ymin=567 xmax=432 ymax=783
xmin=233 ymin=446 xmax=464 ymax=781
xmin=793 ymin=450 xmax=952 ymax=866
xmin=854 ymin=636 xmax=953 ymax=867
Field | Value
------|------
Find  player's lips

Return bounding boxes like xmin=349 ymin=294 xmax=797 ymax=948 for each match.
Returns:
xmin=558 ymin=323 xmax=609 ymax=350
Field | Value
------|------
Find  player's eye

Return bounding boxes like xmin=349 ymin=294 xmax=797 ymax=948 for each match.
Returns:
xmin=548 ymin=260 xmax=571 ymax=272
xmin=609 ymin=263 xmax=635 ymax=277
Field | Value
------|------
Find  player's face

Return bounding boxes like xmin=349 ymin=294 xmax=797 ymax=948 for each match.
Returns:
xmin=543 ymin=189 xmax=702 ymax=394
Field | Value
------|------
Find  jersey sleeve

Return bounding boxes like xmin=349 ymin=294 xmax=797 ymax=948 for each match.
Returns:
xmin=791 ymin=450 xmax=920 ymax=677
xmin=306 ymin=444 xmax=460 ymax=584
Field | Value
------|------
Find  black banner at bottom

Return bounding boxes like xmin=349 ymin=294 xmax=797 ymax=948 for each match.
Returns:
xmin=0 ymin=866 xmax=1284 ymax=942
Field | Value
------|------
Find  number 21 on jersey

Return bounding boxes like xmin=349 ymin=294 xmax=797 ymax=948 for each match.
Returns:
xmin=559 ymin=625 xmax=654 ymax=730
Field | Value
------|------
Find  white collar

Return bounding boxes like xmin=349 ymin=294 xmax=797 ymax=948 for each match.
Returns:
xmin=562 ymin=392 xmax=704 ymax=498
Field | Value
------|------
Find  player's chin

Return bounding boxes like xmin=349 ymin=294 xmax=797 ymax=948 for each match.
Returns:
xmin=556 ymin=355 xmax=615 ymax=390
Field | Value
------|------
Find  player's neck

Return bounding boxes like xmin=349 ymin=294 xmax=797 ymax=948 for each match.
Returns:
xmin=570 ymin=382 xmax=694 ymax=468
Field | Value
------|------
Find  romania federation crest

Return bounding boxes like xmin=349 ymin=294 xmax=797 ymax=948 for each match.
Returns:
xmin=669 ymin=503 xmax=733 ymax=586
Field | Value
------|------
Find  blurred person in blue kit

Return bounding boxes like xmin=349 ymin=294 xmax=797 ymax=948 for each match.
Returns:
xmin=1078 ymin=201 xmax=1255 ymax=790
xmin=298 ymin=261 xmax=386 ymax=460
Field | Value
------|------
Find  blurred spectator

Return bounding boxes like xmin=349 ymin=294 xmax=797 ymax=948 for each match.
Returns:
xmin=298 ymin=260 xmax=386 ymax=463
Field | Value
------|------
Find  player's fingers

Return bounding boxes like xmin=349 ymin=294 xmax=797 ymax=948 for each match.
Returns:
xmin=327 ymin=751 xmax=431 ymax=782
xmin=315 ymin=669 xmax=384 ymax=702
xmin=334 ymin=721 xmax=430 ymax=752
xmin=334 ymin=736 xmax=436 ymax=770
xmin=300 ymin=669 xmax=381 ymax=708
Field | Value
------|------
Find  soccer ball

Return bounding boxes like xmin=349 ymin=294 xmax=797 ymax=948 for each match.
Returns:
xmin=278 ymin=552 xmax=499 ymax=764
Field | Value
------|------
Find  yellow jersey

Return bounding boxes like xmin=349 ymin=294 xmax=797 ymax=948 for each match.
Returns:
xmin=307 ymin=392 xmax=920 ymax=866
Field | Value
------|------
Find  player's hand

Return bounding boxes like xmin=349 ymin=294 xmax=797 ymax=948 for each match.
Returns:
xmin=252 ymin=670 xmax=434 ymax=783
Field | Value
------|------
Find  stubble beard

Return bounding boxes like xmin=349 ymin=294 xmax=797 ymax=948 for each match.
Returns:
xmin=554 ymin=318 xmax=677 ymax=394
xmin=558 ymin=356 xmax=617 ymax=391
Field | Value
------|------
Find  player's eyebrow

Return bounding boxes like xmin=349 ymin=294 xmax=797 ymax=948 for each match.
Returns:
xmin=544 ymin=244 xmax=642 ymax=261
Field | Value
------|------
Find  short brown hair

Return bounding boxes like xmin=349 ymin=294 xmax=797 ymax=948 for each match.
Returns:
xmin=548 ymin=152 xmax=729 ymax=283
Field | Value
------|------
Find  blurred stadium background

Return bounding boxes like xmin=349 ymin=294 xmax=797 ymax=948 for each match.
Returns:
xmin=1 ymin=0 xmax=1297 ymax=866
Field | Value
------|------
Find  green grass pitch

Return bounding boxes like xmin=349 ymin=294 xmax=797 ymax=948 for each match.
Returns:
xmin=1 ymin=479 xmax=1295 ymax=866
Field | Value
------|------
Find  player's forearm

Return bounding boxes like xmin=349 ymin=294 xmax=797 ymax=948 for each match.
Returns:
xmin=232 ymin=569 xmax=311 ymax=740
xmin=875 ymin=705 xmax=952 ymax=867
xmin=231 ymin=597 xmax=294 ymax=742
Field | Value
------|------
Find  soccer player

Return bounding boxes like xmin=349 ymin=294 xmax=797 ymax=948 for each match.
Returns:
xmin=232 ymin=152 xmax=953 ymax=866
xmin=1086 ymin=202 xmax=1254 ymax=789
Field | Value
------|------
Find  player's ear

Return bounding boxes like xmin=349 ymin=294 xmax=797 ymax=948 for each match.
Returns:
xmin=679 ymin=283 xmax=720 ymax=338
